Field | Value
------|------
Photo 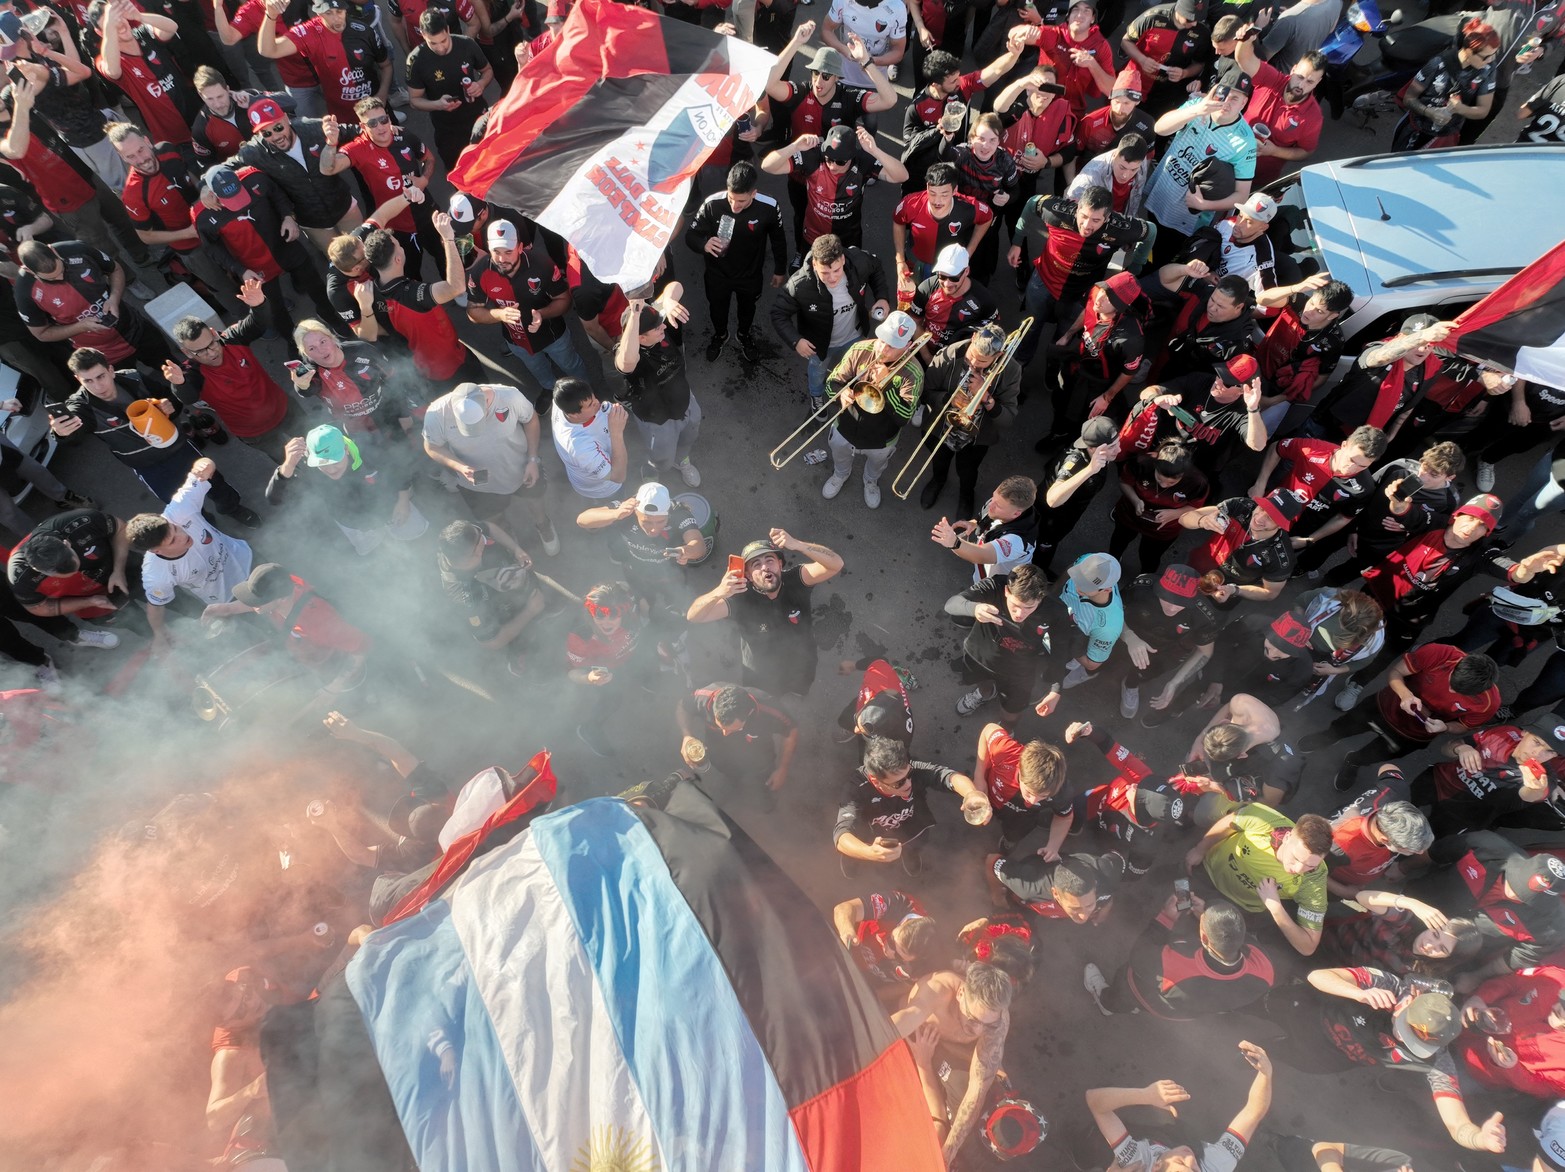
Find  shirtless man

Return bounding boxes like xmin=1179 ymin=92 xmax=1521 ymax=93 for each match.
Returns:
xmin=1183 ymin=692 xmax=1301 ymax=812
xmin=207 ymin=967 xmax=282 ymax=1141
xmin=892 ymin=961 xmax=1013 ymax=1165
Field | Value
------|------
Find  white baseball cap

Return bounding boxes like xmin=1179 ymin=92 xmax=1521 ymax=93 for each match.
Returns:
xmin=1535 ymin=1101 xmax=1565 ymax=1170
xmin=634 ymin=482 xmax=671 ymax=515
xmin=448 ymin=193 xmax=477 ymax=223
xmin=453 ymin=384 xmax=488 ymax=434
xmin=487 ymin=220 xmax=518 ymax=251
xmin=876 ymin=310 xmax=918 ymax=348
xmin=934 ymin=244 xmax=970 ymax=277
xmin=1237 ymin=192 xmax=1278 ymax=223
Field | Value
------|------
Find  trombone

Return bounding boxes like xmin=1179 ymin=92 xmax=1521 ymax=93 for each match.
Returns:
xmin=890 ymin=317 xmax=1032 ymax=500
xmin=768 ymin=339 xmax=924 ymax=470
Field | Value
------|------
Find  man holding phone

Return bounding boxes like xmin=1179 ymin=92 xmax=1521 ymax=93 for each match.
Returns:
xmin=423 ymin=381 xmax=560 ymax=558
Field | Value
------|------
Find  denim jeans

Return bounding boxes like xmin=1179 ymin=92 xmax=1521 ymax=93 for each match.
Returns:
xmin=1017 ymin=271 xmax=1057 ymax=366
xmin=1501 ymin=440 xmax=1565 ymax=542
xmin=806 ymin=341 xmax=854 ymax=404
xmin=507 ymin=331 xmax=591 ymax=398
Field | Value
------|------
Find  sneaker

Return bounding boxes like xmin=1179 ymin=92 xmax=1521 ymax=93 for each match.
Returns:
xmin=887 ymin=64 xmax=899 ymax=82
xmin=389 ymin=84 xmax=410 ymax=108
xmin=128 ymin=278 xmax=163 ymax=302
xmin=576 ymin=722 xmax=613 ymax=757
xmin=71 ymin=629 xmax=120 ymax=650
xmin=59 ymin=490 xmax=97 ymax=510
xmin=1062 ymin=659 xmax=1092 ymax=689
xmin=1476 ymin=460 xmax=1496 ymax=492
xmin=1120 ymin=684 xmax=1141 ymax=719
xmin=34 ymin=660 xmax=62 ymax=697
xmin=675 ymin=458 xmax=701 ymax=487
xmin=536 ymin=520 xmax=561 ymax=556
xmin=863 ymin=480 xmax=881 ymax=509
xmin=822 ymin=472 xmax=848 ymax=499
xmin=1139 ymin=702 xmax=1184 ymax=729
xmin=704 ymin=332 xmax=728 ymax=362
xmin=224 ymin=505 xmax=263 ymax=529
xmin=1334 ymin=679 xmax=1364 ymax=712
xmin=910 ymin=405 xmax=925 ymax=427
xmin=1083 ymin=963 xmax=1114 ymax=1015
xmin=956 ymin=681 xmax=997 ymax=715
xmin=737 ymin=331 xmax=760 ymax=364
xmin=1332 ymin=762 xmax=1361 ymax=793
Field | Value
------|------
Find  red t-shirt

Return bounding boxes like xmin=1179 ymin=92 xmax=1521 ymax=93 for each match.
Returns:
xmin=1455 ymin=967 xmax=1565 ymax=1097
xmin=906 ymin=72 xmax=986 ymax=132
xmin=8 ymin=131 xmax=94 ymax=214
xmin=188 ymin=344 xmax=290 ymax=437
xmin=565 ymin=622 xmax=638 ymax=670
xmin=121 ymin=153 xmax=199 ymax=252
xmin=376 ymin=276 xmax=465 ymax=379
xmin=1376 ymin=643 xmax=1502 ymax=741
xmin=340 ymin=132 xmax=425 ymax=232
xmin=98 ymin=40 xmax=192 ymax=145
xmin=1272 ymin=437 xmax=1339 ymax=504
xmin=892 ymin=190 xmax=992 ymax=268
xmin=1243 ymin=61 xmax=1323 ymax=186
xmin=1036 ymin=25 xmax=1115 ymax=117
xmin=266 ymin=577 xmax=371 ymax=664
xmin=232 ymin=0 xmax=319 ymax=86
xmin=286 ymin=18 xmax=377 ymax=121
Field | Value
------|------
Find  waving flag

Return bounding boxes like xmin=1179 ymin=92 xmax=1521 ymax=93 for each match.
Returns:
xmin=263 ymin=783 xmax=944 ymax=1172
xmin=450 ymin=0 xmax=774 ymax=290
xmin=1454 ymin=238 xmax=1565 ymax=393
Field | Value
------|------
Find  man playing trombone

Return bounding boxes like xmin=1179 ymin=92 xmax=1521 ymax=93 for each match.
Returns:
xmin=916 ymin=323 xmax=1023 ymax=518
xmin=820 ymin=311 xmax=925 ymax=510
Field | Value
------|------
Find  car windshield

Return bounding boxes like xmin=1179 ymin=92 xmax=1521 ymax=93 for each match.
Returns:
xmin=1269 ymin=179 xmax=1330 ymax=289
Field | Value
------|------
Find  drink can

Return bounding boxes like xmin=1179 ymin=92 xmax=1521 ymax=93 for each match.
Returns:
xmin=803 ymin=448 xmax=828 ymax=464
xmin=1024 ymin=142 xmax=1040 ymax=156
xmin=735 ymin=113 xmax=753 ymax=136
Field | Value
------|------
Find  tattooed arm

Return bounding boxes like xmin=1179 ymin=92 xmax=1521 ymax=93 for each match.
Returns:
xmin=945 ymin=1010 xmax=1008 ymax=1163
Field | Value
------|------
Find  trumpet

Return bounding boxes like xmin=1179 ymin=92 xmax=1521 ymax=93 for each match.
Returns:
xmin=768 ymin=340 xmax=922 ymax=469
xmin=890 ymin=318 xmax=1031 ymax=500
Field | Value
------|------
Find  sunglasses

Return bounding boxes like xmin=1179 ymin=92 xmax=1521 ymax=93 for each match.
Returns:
xmin=364 ymin=115 xmax=391 ymax=128
xmin=261 ymin=122 xmax=290 ymax=137
xmin=184 ymin=337 xmax=222 ymax=354
xmin=584 ymin=600 xmax=625 ymax=620
xmin=938 ymin=273 xmax=964 ymax=283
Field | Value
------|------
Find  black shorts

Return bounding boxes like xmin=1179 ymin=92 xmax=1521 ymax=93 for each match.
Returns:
xmin=459 ymin=476 xmax=545 ymax=519
xmin=961 ymin=654 xmax=1035 ymax=712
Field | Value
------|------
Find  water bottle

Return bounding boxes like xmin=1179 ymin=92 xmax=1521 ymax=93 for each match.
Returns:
xmin=717 ymin=214 xmax=735 ymax=245
xmin=1516 ymin=35 xmax=1542 ymax=74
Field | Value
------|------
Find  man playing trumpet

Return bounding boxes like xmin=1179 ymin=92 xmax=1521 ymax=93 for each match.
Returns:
xmin=821 ymin=310 xmax=926 ymax=510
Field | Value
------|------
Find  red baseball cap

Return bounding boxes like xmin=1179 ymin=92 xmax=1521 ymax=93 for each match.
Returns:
xmin=1214 ymin=354 xmax=1260 ymax=386
xmin=248 ymin=97 xmax=288 ymax=131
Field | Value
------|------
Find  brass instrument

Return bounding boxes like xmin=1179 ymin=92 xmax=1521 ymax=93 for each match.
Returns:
xmin=890 ymin=318 xmax=1032 ymax=501
xmin=768 ymin=338 xmax=924 ymax=469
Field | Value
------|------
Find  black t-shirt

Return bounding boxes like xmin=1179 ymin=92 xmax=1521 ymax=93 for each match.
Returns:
xmin=406 ymin=37 xmax=491 ymax=120
xmin=726 ymin=565 xmax=817 ymax=695
xmin=606 ymin=504 xmax=702 ymax=570
xmin=1208 ymin=635 xmax=1315 ymax=708
xmin=32 ymin=61 xmax=108 ymax=147
xmin=1356 ymin=458 xmax=1458 ymax=560
xmin=0 ymin=184 xmax=43 ymax=262
xmin=1038 ymin=443 xmax=1108 ymax=541
xmin=992 ymin=851 xmax=1120 ymax=918
xmin=956 ymin=575 xmax=1059 ymax=686
xmin=6 ymin=509 xmax=119 ymax=606
xmin=1200 ymin=496 xmax=1296 ymax=586
xmin=622 ymin=327 xmax=692 ymax=426
xmin=833 ymin=761 xmax=957 ymax=845
xmin=1121 ymin=576 xmax=1220 ymax=649
xmin=1294 ymin=467 xmax=1376 ymax=537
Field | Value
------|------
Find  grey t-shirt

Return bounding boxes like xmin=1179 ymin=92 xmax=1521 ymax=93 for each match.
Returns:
xmin=828 ymin=279 xmax=859 ymax=349
xmin=1263 ymin=0 xmax=1343 ymax=71
xmin=422 ymin=385 xmax=536 ymax=495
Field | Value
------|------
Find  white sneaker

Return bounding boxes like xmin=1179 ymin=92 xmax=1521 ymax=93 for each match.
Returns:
xmin=35 ymin=660 xmax=62 ymax=697
xmin=887 ymin=64 xmax=899 ymax=82
xmin=1062 ymin=659 xmax=1092 ymax=689
xmin=1334 ymin=678 xmax=1363 ymax=712
xmin=389 ymin=84 xmax=411 ymax=108
xmin=676 ymin=457 xmax=701 ymax=487
xmin=863 ymin=480 xmax=881 ymax=508
xmin=536 ymin=520 xmax=561 ymax=557
xmin=1120 ymin=684 xmax=1140 ymax=719
xmin=1083 ymin=963 xmax=1114 ymax=1015
xmin=1476 ymin=460 xmax=1496 ymax=492
xmin=822 ymin=472 xmax=847 ymax=499
xmin=72 ymin=629 xmax=120 ymax=650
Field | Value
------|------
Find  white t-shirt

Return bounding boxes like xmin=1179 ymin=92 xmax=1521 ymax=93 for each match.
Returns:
xmin=423 ymin=384 xmax=536 ymax=495
xmin=141 ymin=474 xmax=254 ymax=607
xmin=1111 ymin=1130 xmax=1246 ymax=1172
xmin=1141 ymin=100 xmax=1257 ymax=238
xmin=826 ymin=0 xmax=907 ymax=87
xmin=551 ymin=407 xmax=621 ymax=498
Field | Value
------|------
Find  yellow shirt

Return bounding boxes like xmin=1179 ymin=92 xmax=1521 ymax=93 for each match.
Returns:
xmin=1204 ymin=803 xmax=1327 ymax=930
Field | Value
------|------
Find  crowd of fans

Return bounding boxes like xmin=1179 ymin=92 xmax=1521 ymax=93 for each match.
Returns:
xmin=1 ymin=0 xmax=1565 ymax=1166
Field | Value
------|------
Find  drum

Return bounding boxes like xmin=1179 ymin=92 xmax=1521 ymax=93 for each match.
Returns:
xmin=982 ymin=1093 xmax=1048 ymax=1160
xmin=673 ymin=492 xmax=719 ymax=564
xmin=192 ymin=639 xmax=318 ymax=731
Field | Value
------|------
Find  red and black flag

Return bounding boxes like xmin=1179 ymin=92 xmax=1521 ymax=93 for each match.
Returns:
xmin=1454 ymin=238 xmax=1565 ymax=392
xmin=260 ymin=780 xmax=945 ymax=1172
xmin=450 ymin=0 xmax=773 ymax=289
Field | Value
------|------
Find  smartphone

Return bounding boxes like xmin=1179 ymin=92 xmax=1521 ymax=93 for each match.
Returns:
xmin=727 ymin=553 xmax=746 ymax=577
xmin=1393 ymin=476 xmax=1419 ymax=502
xmin=472 ymin=468 xmax=489 ymax=485
xmin=1210 ymin=83 xmax=1232 ymax=102
xmin=1174 ymin=878 xmax=1192 ymax=912
xmin=283 ymin=359 xmax=304 ymax=372
xmin=663 ymin=547 xmax=686 ymax=559
xmin=1236 ymin=26 xmax=1258 ymax=40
